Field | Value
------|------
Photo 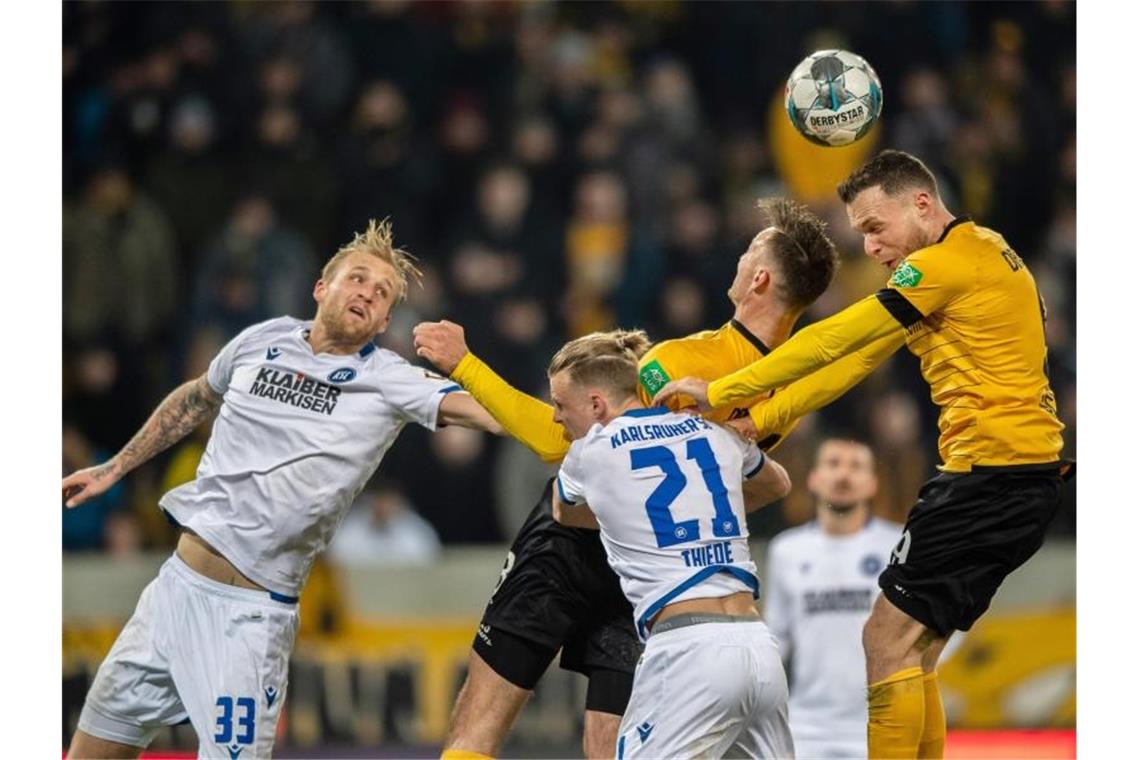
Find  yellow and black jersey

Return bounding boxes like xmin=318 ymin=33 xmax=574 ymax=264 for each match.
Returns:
xmin=875 ymin=218 xmax=1064 ymax=471
xmin=707 ymin=218 xmax=1064 ymax=472
xmin=636 ymin=321 xmax=785 ymax=445
xmin=450 ymin=317 xmax=904 ymax=463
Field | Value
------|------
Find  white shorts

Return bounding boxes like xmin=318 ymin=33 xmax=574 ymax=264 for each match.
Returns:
xmin=78 ymin=554 xmax=299 ymax=759
xmin=616 ymin=616 xmax=793 ymax=759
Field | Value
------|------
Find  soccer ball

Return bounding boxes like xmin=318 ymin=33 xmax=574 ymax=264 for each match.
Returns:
xmin=785 ymin=50 xmax=883 ymax=147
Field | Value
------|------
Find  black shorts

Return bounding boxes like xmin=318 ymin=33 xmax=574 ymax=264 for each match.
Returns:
xmin=473 ymin=480 xmax=641 ymax=715
xmin=879 ymin=463 xmax=1067 ymax=636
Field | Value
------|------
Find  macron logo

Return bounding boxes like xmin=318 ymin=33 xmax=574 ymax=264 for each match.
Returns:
xmin=265 ymin=685 xmax=278 ymax=707
xmin=227 ymin=745 xmax=243 ymax=759
xmin=266 ymin=347 xmax=281 ymax=360
xmin=637 ymin=722 xmax=654 ymax=743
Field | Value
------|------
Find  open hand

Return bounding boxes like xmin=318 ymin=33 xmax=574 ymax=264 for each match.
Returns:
xmin=651 ymin=377 xmax=711 ymax=412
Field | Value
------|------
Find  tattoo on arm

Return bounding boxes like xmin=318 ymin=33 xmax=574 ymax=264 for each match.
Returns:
xmin=112 ymin=375 xmax=223 ymax=477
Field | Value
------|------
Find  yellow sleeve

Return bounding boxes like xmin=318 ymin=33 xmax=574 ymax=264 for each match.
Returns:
xmin=707 ymin=294 xmax=903 ymax=408
xmin=747 ymin=331 xmax=906 ymax=437
xmin=451 ymin=353 xmax=570 ymax=464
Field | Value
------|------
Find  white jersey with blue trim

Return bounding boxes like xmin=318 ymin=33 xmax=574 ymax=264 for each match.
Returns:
xmin=557 ymin=407 xmax=766 ymax=641
xmin=763 ymin=517 xmax=903 ymax=751
xmin=159 ymin=316 xmax=461 ymax=598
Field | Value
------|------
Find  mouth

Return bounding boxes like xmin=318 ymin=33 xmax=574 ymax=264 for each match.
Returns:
xmin=347 ymin=304 xmax=368 ymax=321
xmin=882 ymin=258 xmax=900 ymax=271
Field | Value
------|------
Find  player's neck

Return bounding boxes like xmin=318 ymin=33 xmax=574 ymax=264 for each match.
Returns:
xmin=732 ymin=300 xmax=800 ymax=350
xmin=307 ymin=321 xmax=370 ymax=356
xmin=817 ymin=503 xmax=871 ymax=536
xmin=602 ymin=398 xmax=644 ymax=426
xmin=923 ymin=207 xmax=958 ymax=247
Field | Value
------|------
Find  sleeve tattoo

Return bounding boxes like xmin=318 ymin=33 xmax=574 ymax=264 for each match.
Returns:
xmin=112 ymin=375 xmax=223 ymax=477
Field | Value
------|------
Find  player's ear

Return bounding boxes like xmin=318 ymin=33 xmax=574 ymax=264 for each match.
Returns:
xmin=750 ymin=267 xmax=770 ymax=293
xmin=313 ymin=279 xmax=327 ymax=304
xmin=376 ymin=312 xmax=392 ymax=334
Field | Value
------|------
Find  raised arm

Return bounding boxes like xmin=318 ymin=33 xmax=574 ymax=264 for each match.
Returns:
xmin=745 ymin=330 xmax=906 ymax=439
xmin=414 ymin=320 xmax=571 ymax=464
xmin=654 ymin=295 xmax=903 ymax=410
xmin=62 ymin=374 xmax=222 ymax=508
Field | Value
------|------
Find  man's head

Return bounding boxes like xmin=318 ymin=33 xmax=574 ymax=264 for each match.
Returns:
xmin=313 ymin=219 xmax=421 ymax=346
xmin=727 ymin=198 xmax=838 ymax=315
xmin=807 ymin=437 xmax=878 ymax=514
xmin=838 ymin=149 xmax=951 ymax=272
xmin=548 ymin=329 xmax=651 ymax=440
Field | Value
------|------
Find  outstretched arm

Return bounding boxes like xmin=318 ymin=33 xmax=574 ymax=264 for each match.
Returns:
xmin=654 ymin=295 xmax=903 ymax=410
xmin=437 ymin=392 xmax=504 ymax=434
xmin=745 ymin=331 xmax=906 ymax=439
xmin=414 ymin=320 xmax=570 ymax=463
xmin=62 ymin=374 xmax=222 ymax=508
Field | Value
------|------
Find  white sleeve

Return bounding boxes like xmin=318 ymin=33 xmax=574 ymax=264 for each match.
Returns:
xmin=717 ymin=423 xmax=766 ymax=478
xmin=207 ymin=322 xmax=266 ymax=394
xmin=378 ymin=357 xmax=464 ymax=430
xmin=556 ymin=439 xmax=588 ymax=505
xmin=763 ymin=538 xmax=794 ymax=661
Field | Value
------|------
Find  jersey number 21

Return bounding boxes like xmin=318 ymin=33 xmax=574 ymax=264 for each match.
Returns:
xmin=631 ymin=437 xmax=741 ymax=548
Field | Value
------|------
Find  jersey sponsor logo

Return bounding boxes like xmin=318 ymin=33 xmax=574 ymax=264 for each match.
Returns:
xmin=250 ymin=366 xmax=342 ymax=415
xmin=638 ymin=360 xmax=671 ymax=397
xmin=266 ymin=346 xmax=281 ymax=360
xmin=804 ymin=587 xmax=875 ymax=614
xmin=861 ymin=554 xmax=884 ymax=576
xmin=327 ymin=367 xmax=356 ymax=384
xmin=889 ymin=261 xmax=924 ymax=288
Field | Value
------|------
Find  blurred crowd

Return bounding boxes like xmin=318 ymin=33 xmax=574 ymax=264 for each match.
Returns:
xmin=62 ymin=0 xmax=1076 ymax=557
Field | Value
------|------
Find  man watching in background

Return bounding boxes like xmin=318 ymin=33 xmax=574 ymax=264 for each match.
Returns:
xmin=765 ymin=436 xmax=902 ymax=759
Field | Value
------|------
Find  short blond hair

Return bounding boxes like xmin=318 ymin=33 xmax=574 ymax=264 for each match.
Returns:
xmin=548 ymin=329 xmax=651 ymax=399
xmin=321 ymin=219 xmax=422 ymax=303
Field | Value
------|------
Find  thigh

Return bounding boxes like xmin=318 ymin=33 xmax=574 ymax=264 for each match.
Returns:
xmin=729 ymin=628 xmax=793 ymax=760
xmin=163 ymin=574 xmax=298 ymax=760
xmin=878 ymin=470 xmax=1061 ymax=635
xmin=78 ymin=571 xmax=188 ymax=749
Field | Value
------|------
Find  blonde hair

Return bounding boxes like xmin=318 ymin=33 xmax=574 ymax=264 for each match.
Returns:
xmin=548 ymin=329 xmax=651 ymax=399
xmin=321 ymin=219 xmax=422 ymax=303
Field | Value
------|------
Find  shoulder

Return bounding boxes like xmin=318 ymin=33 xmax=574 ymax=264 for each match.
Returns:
xmin=641 ymin=329 xmax=719 ymax=369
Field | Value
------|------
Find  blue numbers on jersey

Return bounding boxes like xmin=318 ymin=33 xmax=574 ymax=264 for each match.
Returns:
xmin=630 ymin=437 xmax=741 ymax=548
xmin=214 ymin=696 xmax=256 ymax=746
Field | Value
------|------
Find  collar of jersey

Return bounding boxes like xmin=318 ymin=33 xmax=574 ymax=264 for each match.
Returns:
xmin=729 ymin=319 xmax=770 ymax=356
xmin=297 ymin=325 xmax=378 ymax=359
xmin=936 ymin=216 xmax=973 ymax=244
xmin=619 ymin=406 xmax=671 ymax=419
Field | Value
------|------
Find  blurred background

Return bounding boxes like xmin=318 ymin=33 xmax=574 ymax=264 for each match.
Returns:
xmin=62 ymin=1 xmax=1076 ymax=757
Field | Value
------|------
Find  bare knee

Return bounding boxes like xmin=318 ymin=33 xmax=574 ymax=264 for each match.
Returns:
xmin=67 ymin=729 xmax=144 ymax=760
xmin=582 ymin=710 xmax=620 ymax=759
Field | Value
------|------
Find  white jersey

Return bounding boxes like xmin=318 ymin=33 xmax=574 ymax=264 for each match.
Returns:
xmin=764 ymin=517 xmax=903 ymax=752
xmin=159 ymin=316 xmax=460 ymax=598
xmin=557 ymin=407 xmax=766 ymax=641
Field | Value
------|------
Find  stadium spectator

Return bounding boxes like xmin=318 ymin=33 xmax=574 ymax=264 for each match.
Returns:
xmin=329 ymin=484 xmax=442 ymax=566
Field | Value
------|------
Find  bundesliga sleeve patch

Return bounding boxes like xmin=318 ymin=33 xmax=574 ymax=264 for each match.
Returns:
xmin=889 ymin=261 xmax=924 ymax=288
xmin=638 ymin=360 xmax=671 ymax=397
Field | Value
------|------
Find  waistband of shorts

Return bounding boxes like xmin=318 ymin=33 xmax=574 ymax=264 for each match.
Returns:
xmin=649 ymin=612 xmax=761 ymax=637
xmin=166 ymin=553 xmax=299 ymax=607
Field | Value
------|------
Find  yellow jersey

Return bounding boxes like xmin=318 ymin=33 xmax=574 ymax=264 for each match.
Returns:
xmin=452 ymin=319 xmax=903 ymax=463
xmin=875 ymin=218 xmax=1064 ymax=471
xmin=636 ymin=320 xmax=792 ymax=450
xmin=707 ymin=218 xmax=1065 ymax=472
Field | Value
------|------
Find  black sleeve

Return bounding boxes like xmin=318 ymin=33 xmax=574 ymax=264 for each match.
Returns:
xmin=875 ymin=289 xmax=925 ymax=328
